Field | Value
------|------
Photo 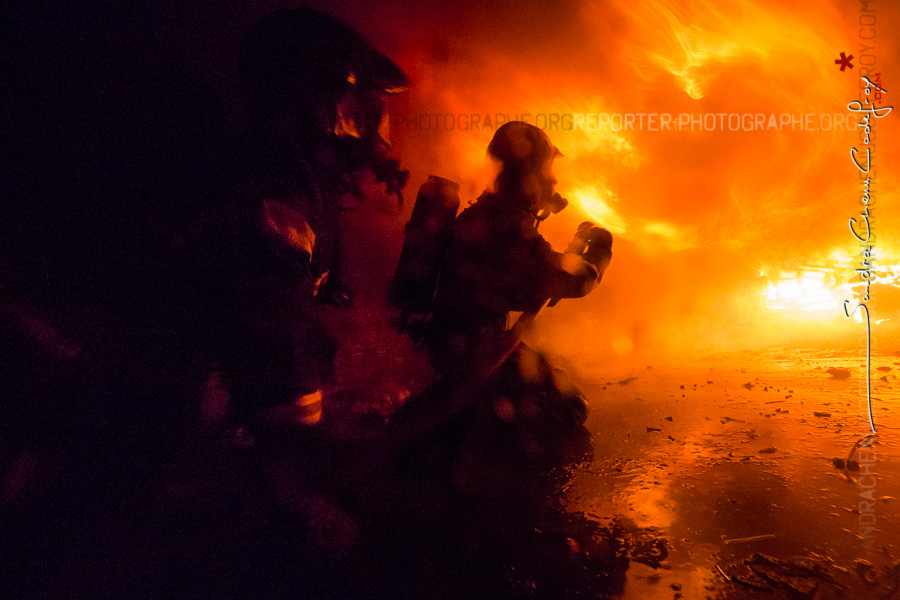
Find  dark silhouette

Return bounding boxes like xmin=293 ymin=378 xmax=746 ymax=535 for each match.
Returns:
xmin=390 ymin=119 xmax=612 ymax=460
xmin=428 ymin=121 xmax=611 ymax=375
xmin=367 ymin=121 xmax=625 ymax=598
xmin=0 ymin=4 xmax=647 ymax=596
xmin=238 ymin=8 xmax=409 ymax=308
xmin=207 ymin=8 xmax=410 ymax=430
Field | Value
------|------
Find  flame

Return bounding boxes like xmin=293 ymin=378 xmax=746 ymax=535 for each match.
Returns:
xmin=762 ymin=269 xmax=843 ymax=314
xmin=607 ymin=0 xmax=849 ymax=106
xmin=761 ymin=249 xmax=900 ymax=324
xmin=623 ymin=0 xmax=745 ymax=99
xmin=639 ymin=221 xmax=698 ymax=252
xmin=379 ymin=0 xmax=900 ymax=355
xmin=567 ymin=184 xmax=627 ymax=235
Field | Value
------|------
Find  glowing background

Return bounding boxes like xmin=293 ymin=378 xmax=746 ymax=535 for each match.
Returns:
xmin=314 ymin=0 xmax=900 ymax=360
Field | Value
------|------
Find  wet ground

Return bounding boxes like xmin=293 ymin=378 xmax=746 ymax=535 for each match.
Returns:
xmin=562 ymin=347 xmax=900 ymax=599
xmin=325 ymin=206 xmax=900 ymax=598
xmin=4 ymin=322 xmax=900 ymax=598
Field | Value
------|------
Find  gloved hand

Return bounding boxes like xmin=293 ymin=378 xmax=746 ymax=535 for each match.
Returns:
xmin=565 ymin=221 xmax=595 ymax=255
xmin=583 ymin=225 xmax=612 ymax=272
xmin=585 ymin=225 xmax=612 ymax=249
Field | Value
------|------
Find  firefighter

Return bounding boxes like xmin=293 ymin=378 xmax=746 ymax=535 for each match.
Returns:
xmin=237 ymin=8 xmax=409 ymax=308
xmin=201 ymin=9 xmax=409 ymax=558
xmin=380 ymin=123 xmax=610 ymax=559
xmin=214 ymin=8 xmax=410 ymax=432
xmin=389 ymin=121 xmax=610 ymax=504
xmin=428 ymin=121 xmax=612 ymax=381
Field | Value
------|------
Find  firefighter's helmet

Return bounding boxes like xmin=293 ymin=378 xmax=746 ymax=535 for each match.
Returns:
xmin=487 ymin=121 xmax=562 ymax=175
xmin=487 ymin=122 xmax=563 ymax=214
xmin=240 ymin=9 xmax=408 ymax=138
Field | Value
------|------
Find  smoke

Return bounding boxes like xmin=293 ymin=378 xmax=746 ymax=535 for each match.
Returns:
xmin=297 ymin=0 xmax=900 ymax=360
xmin=123 ymin=0 xmax=899 ymax=360
xmin=143 ymin=0 xmax=894 ymax=360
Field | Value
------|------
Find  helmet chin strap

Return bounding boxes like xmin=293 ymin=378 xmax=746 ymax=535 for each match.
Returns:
xmin=533 ymin=192 xmax=569 ymax=228
xmin=534 ymin=206 xmax=552 ymax=228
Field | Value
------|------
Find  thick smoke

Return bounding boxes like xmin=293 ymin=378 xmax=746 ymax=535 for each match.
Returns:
xmin=312 ymin=0 xmax=900 ymax=361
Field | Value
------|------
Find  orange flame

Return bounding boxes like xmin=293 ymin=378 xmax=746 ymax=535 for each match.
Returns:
xmin=378 ymin=0 xmax=900 ymax=355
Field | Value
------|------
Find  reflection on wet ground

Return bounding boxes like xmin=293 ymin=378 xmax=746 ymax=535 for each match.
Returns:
xmin=4 ymin=347 xmax=898 ymax=599
xmin=564 ymin=348 xmax=900 ymax=599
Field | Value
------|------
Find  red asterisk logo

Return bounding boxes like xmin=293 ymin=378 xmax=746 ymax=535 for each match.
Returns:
xmin=835 ymin=52 xmax=854 ymax=71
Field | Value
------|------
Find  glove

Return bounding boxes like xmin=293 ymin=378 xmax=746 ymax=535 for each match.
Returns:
xmin=565 ymin=221 xmax=595 ymax=255
xmin=586 ymin=226 xmax=612 ymax=249
xmin=583 ymin=226 xmax=612 ymax=272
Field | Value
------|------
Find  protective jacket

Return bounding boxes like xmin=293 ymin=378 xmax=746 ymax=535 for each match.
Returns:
xmin=428 ymin=191 xmax=611 ymax=374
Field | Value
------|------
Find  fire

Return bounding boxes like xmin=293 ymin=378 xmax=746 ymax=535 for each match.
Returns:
xmin=385 ymin=0 xmax=900 ymax=354
xmin=760 ymin=248 xmax=900 ymax=324
xmin=567 ymin=184 xmax=627 ymax=235
xmin=762 ymin=268 xmax=843 ymax=314
xmin=620 ymin=0 xmax=744 ymax=100
xmin=608 ymin=0 xmax=849 ymax=105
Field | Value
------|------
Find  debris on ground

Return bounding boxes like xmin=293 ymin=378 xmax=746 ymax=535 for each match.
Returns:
xmin=724 ymin=534 xmax=776 ymax=545
xmin=744 ymin=553 xmax=830 ymax=598
xmin=731 ymin=573 xmax=773 ymax=592
xmin=825 ymin=368 xmax=852 ymax=380
xmin=832 ymin=458 xmax=860 ymax=471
